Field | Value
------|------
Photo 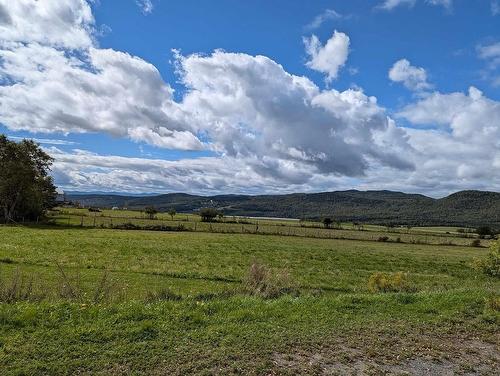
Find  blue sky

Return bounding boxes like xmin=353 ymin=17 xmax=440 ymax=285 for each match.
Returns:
xmin=94 ymin=0 xmax=499 ymax=101
xmin=0 ymin=0 xmax=499 ymax=196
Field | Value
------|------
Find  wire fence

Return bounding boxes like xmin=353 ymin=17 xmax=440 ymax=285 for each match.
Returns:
xmin=45 ymin=211 xmax=490 ymax=248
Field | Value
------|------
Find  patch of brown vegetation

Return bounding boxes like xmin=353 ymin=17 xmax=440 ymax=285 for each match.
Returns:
xmin=272 ymin=331 xmax=499 ymax=375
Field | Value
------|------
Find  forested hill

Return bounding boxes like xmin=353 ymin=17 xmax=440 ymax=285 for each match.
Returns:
xmin=66 ymin=190 xmax=500 ymax=228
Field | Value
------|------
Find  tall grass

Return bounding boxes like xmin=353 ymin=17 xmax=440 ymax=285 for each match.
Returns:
xmin=0 ymin=265 xmax=124 ymax=303
xmin=243 ymin=261 xmax=298 ymax=298
xmin=0 ymin=269 xmax=45 ymax=302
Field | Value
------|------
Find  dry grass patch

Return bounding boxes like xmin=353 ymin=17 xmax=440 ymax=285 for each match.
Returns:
xmin=243 ymin=261 xmax=298 ymax=299
xmin=368 ymin=271 xmax=416 ymax=293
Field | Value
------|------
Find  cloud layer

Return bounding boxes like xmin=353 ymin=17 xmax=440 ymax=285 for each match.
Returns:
xmin=378 ymin=0 xmax=452 ymax=10
xmin=306 ymin=9 xmax=345 ymax=30
xmin=0 ymin=0 xmax=499 ymax=197
xmin=478 ymin=41 xmax=500 ymax=86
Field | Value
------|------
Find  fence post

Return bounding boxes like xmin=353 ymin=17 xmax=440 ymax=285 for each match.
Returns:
xmin=80 ymin=215 xmax=84 ymax=227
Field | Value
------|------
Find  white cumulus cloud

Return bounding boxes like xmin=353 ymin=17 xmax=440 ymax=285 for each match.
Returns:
xmin=0 ymin=0 xmax=94 ymax=49
xmin=176 ymin=50 xmax=413 ymax=176
xmin=399 ymin=87 xmax=500 ymax=140
xmin=304 ymin=31 xmax=350 ymax=82
xmin=0 ymin=1 xmax=414 ymax=188
xmin=389 ymin=59 xmax=432 ymax=91
xmin=1 ymin=0 xmax=499 ymax=196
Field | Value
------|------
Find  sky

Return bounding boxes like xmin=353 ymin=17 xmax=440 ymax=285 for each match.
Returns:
xmin=0 ymin=0 xmax=499 ymax=197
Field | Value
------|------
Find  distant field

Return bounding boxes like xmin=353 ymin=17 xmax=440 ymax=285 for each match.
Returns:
xmin=0 ymin=224 xmax=498 ymax=374
xmin=47 ymin=208 xmax=490 ymax=248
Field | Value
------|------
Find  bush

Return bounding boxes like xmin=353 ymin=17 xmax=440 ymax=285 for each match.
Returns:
xmin=113 ymin=223 xmax=188 ymax=232
xmin=199 ymin=208 xmax=219 ymax=222
xmin=377 ymin=236 xmax=389 ymax=242
xmin=244 ymin=261 xmax=298 ymax=299
xmin=144 ymin=206 xmax=158 ymax=220
xmin=476 ymin=226 xmax=493 ymax=239
xmin=368 ymin=271 xmax=415 ymax=293
xmin=115 ymin=222 xmax=140 ymax=230
xmin=473 ymin=241 xmax=500 ymax=278
xmin=323 ymin=217 xmax=333 ymax=228
xmin=168 ymin=208 xmax=177 ymax=220
xmin=470 ymin=239 xmax=481 ymax=247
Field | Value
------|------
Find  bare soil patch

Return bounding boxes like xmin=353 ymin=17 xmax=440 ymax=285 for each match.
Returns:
xmin=272 ymin=331 xmax=499 ymax=375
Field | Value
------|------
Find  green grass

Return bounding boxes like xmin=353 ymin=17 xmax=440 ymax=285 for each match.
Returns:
xmin=1 ymin=293 xmax=496 ymax=375
xmin=0 ymin=225 xmax=498 ymax=374
xmin=49 ymin=208 xmax=488 ymax=247
xmin=0 ymin=226 xmax=494 ymax=295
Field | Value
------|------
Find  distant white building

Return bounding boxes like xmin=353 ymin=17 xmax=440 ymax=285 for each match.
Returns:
xmin=112 ymin=207 xmax=119 ymax=210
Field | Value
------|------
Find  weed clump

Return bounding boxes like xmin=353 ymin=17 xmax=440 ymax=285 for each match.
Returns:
xmin=481 ymin=295 xmax=500 ymax=324
xmin=472 ymin=241 xmax=500 ymax=278
xmin=56 ymin=264 xmax=123 ymax=303
xmin=0 ymin=269 xmax=45 ymax=302
xmin=145 ymin=288 xmax=182 ymax=303
xmin=244 ymin=261 xmax=298 ymax=299
xmin=484 ymin=296 xmax=500 ymax=312
xmin=368 ymin=271 xmax=416 ymax=293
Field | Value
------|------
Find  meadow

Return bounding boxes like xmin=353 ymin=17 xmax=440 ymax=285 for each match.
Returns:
xmin=0 ymin=212 xmax=498 ymax=374
xmin=48 ymin=208 xmax=490 ymax=248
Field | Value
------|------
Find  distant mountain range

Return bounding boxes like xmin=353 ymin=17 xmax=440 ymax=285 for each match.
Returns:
xmin=66 ymin=190 xmax=500 ymax=228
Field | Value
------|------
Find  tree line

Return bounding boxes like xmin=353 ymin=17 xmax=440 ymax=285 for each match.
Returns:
xmin=0 ymin=135 xmax=56 ymax=222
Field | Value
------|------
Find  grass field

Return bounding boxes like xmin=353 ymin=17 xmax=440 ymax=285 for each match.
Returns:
xmin=0 ymin=223 xmax=498 ymax=374
xmin=47 ymin=208 xmax=490 ymax=248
